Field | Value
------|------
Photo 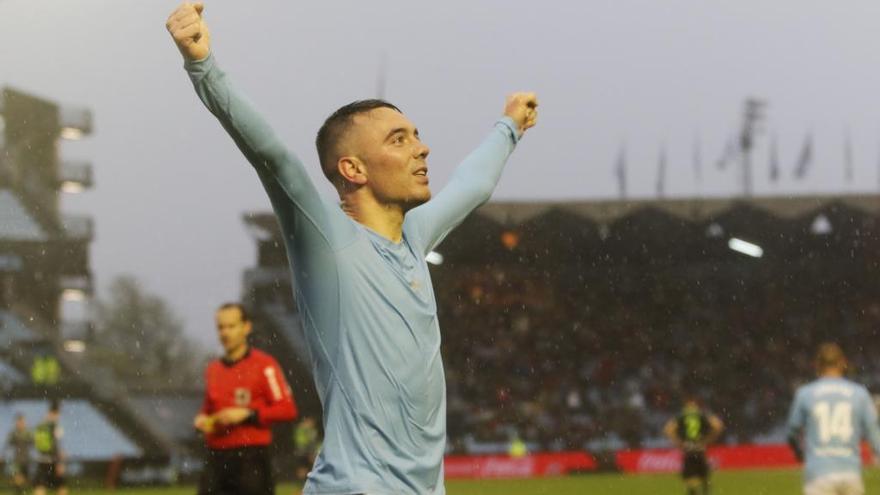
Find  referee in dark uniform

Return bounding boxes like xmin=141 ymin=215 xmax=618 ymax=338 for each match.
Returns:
xmin=194 ymin=303 xmax=298 ymax=495
xmin=664 ymin=397 xmax=724 ymax=495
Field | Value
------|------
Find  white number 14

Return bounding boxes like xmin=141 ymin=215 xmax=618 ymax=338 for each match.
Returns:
xmin=813 ymin=401 xmax=854 ymax=444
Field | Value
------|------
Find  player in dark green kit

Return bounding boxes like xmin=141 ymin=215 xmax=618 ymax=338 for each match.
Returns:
xmin=4 ymin=413 xmax=32 ymax=495
xmin=664 ymin=397 xmax=725 ymax=495
xmin=32 ymin=400 xmax=67 ymax=495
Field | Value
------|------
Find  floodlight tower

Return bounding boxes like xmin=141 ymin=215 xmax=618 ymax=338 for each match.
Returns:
xmin=739 ymin=98 xmax=766 ymax=196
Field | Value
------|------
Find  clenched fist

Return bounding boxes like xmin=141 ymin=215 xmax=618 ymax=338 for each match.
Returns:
xmin=166 ymin=2 xmax=211 ymax=62
xmin=504 ymin=92 xmax=539 ymax=136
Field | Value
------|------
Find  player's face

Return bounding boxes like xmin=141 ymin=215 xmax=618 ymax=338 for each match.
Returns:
xmin=350 ymin=108 xmax=431 ymax=210
xmin=215 ymin=308 xmax=252 ymax=355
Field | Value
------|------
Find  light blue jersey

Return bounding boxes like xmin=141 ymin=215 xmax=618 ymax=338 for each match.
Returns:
xmin=786 ymin=376 xmax=880 ymax=483
xmin=185 ymin=54 xmax=519 ymax=494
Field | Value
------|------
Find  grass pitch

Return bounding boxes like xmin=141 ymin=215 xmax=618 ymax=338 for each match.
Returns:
xmin=59 ymin=468 xmax=880 ymax=494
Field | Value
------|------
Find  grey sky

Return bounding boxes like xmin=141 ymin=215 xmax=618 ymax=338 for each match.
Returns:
xmin=1 ymin=0 xmax=878 ymax=348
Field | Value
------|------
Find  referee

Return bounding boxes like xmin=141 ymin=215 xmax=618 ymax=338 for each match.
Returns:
xmin=194 ymin=303 xmax=298 ymax=495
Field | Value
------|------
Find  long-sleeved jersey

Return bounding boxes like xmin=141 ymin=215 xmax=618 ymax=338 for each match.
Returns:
xmin=201 ymin=347 xmax=298 ymax=450
xmin=786 ymin=376 xmax=880 ymax=482
xmin=185 ymin=53 xmax=519 ymax=494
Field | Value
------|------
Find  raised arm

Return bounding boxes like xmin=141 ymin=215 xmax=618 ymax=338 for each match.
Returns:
xmin=166 ymin=3 xmax=331 ymax=236
xmin=406 ymin=93 xmax=538 ymax=253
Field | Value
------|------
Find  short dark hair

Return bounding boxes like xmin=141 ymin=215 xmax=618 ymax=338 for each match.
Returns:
xmin=48 ymin=399 xmax=60 ymax=413
xmin=315 ymin=99 xmax=402 ymax=184
xmin=217 ymin=302 xmax=251 ymax=323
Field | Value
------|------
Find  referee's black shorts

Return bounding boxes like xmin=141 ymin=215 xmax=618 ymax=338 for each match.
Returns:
xmin=33 ymin=462 xmax=65 ymax=489
xmin=198 ymin=446 xmax=274 ymax=495
xmin=681 ymin=451 xmax=710 ymax=479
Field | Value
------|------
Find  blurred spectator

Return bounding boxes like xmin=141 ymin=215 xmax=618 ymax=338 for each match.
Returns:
xmin=435 ymin=259 xmax=880 ymax=453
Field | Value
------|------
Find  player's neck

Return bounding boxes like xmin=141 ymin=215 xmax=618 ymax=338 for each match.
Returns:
xmin=226 ymin=344 xmax=249 ymax=363
xmin=340 ymin=193 xmax=405 ymax=243
xmin=820 ymin=369 xmax=844 ymax=378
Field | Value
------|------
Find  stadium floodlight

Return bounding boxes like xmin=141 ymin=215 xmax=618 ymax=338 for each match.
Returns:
xmin=63 ymin=340 xmax=86 ymax=353
xmin=811 ymin=214 xmax=832 ymax=235
xmin=706 ymin=222 xmax=724 ymax=238
xmin=60 ymin=181 xmax=85 ymax=194
xmin=60 ymin=127 xmax=85 ymax=140
xmin=425 ymin=251 xmax=444 ymax=266
xmin=61 ymin=288 xmax=87 ymax=302
xmin=728 ymin=237 xmax=763 ymax=258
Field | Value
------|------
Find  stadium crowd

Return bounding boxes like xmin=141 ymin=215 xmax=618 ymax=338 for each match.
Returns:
xmin=437 ymin=258 xmax=880 ymax=453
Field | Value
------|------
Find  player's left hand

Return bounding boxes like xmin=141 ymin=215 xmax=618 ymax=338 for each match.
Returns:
xmin=213 ymin=407 xmax=253 ymax=425
xmin=504 ymin=92 xmax=539 ymax=136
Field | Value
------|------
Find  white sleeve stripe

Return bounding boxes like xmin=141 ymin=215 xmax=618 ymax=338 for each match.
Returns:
xmin=264 ymin=366 xmax=283 ymax=401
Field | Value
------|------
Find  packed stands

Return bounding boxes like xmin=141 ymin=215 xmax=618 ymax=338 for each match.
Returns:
xmin=243 ymin=195 xmax=880 ymax=455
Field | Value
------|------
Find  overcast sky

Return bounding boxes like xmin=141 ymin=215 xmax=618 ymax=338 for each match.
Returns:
xmin=2 ymin=0 xmax=879 ymax=348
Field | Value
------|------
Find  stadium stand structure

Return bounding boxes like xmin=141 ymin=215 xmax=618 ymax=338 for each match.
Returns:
xmin=243 ymin=194 xmax=880 ymax=454
xmin=241 ymin=213 xmax=321 ymax=467
xmin=0 ymin=87 xmax=174 ymax=462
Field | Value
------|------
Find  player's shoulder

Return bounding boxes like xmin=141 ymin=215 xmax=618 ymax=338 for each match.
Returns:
xmin=205 ymin=357 xmax=225 ymax=370
xmin=792 ymin=381 xmax=815 ymax=401
xmin=248 ymin=347 xmax=281 ymax=365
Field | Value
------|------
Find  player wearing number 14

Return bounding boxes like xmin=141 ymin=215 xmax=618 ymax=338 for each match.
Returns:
xmin=786 ymin=343 xmax=880 ymax=495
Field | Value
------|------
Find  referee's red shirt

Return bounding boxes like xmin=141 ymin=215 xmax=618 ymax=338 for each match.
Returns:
xmin=201 ymin=347 xmax=298 ymax=450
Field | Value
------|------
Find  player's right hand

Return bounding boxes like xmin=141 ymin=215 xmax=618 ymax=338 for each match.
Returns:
xmin=193 ymin=413 xmax=215 ymax=434
xmin=503 ymin=92 xmax=539 ymax=137
xmin=166 ymin=2 xmax=211 ymax=62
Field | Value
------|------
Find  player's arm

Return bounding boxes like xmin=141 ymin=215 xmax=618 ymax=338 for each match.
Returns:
xmin=785 ymin=390 xmax=805 ymax=462
xmin=705 ymin=414 xmax=724 ymax=445
xmin=2 ymin=432 xmax=12 ymax=458
xmin=166 ymin=3 xmax=331 ymax=235
xmin=252 ymin=359 xmax=298 ymax=426
xmin=194 ymin=368 xmax=215 ymax=433
xmin=406 ymin=93 xmax=538 ymax=253
xmin=663 ymin=418 xmax=682 ymax=448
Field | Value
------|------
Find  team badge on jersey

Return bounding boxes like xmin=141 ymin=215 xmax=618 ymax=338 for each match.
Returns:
xmin=234 ymin=387 xmax=251 ymax=406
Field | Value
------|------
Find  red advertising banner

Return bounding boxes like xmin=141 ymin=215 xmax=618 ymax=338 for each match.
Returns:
xmin=616 ymin=444 xmax=871 ymax=473
xmin=444 ymin=452 xmax=598 ymax=479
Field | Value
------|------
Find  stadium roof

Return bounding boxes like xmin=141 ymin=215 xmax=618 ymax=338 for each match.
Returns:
xmin=475 ymin=194 xmax=880 ymax=225
xmin=245 ymin=193 xmax=880 ymax=232
xmin=243 ymin=193 xmax=880 ymax=264
xmin=0 ymin=189 xmax=47 ymax=241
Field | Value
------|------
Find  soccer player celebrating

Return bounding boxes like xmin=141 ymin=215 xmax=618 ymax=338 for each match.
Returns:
xmin=167 ymin=3 xmax=537 ymax=493
xmin=194 ymin=303 xmax=298 ymax=495
xmin=4 ymin=413 xmax=32 ymax=495
xmin=786 ymin=343 xmax=880 ymax=495
xmin=664 ymin=397 xmax=724 ymax=495
xmin=32 ymin=400 xmax=66 ymax=495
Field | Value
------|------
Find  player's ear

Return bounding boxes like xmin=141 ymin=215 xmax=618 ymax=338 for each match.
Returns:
xmin=338 ymin=156 xmax=367 ymax=186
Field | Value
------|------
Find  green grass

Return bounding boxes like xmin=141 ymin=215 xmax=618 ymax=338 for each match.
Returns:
xmin=54 ymin=469 xmax=880 ymax=494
